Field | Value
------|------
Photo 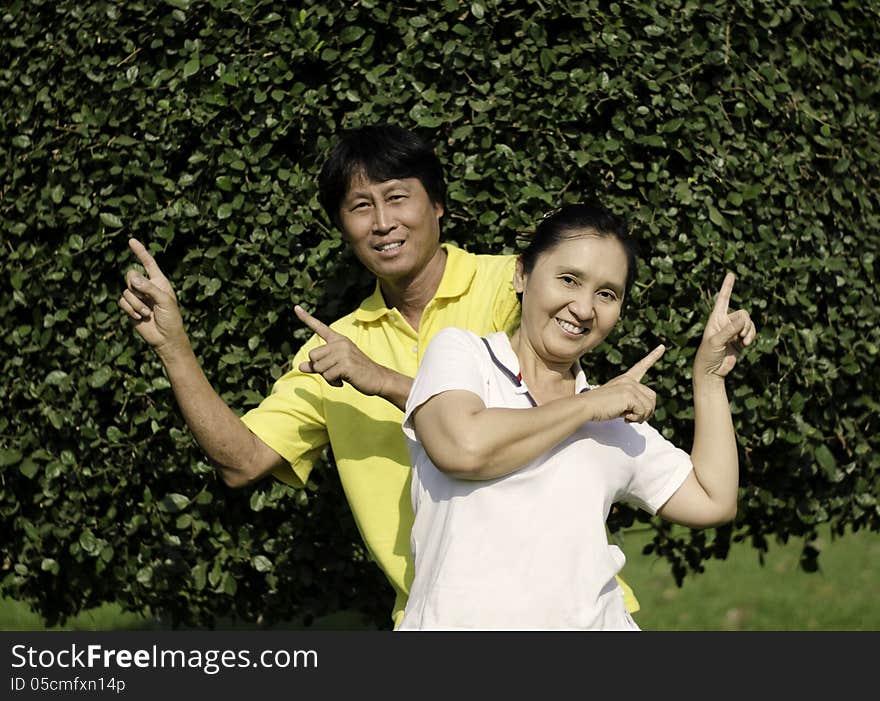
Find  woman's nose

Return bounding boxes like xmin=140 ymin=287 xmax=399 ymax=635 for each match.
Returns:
xmin=568 ymin=295 xmax=594 ymax=321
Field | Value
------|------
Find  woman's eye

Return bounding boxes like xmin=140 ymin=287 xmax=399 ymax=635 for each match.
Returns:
xmin=560 ymin=275 xmax=577 ymax=286
xmin=598 ymin=290 xmax=618 ymax=301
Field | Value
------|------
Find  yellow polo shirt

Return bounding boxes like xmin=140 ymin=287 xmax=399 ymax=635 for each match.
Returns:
xmin=241 ymin=243 xmax=639 ymax=627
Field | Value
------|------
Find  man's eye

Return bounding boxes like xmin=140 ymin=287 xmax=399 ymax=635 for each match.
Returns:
xmin=598 ymin=290 xmax=618 ymax=300
xmin=560 ymin=275 xmax=577 ymax=286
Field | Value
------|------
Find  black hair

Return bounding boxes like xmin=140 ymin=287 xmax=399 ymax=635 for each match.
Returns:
xmin=519 ymin=203 xmax=640 ymax=299
xmin=317 ymin=124 xmax=447 ymax=230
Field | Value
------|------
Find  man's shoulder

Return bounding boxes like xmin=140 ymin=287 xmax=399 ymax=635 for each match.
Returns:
xmin=448 ymin=243 xmax=516 ymax=269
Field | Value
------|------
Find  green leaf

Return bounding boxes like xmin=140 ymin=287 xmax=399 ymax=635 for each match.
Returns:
xmin=253 ymin=555 xmax=272 ymax=572
xmin=183 ymin=57 xmax=200 ymax=79
xmin=815 ymin=444 xmax=837 ymax=477
xmin=88 ymin=366 xmax=113 ymax=388
xmin=19 ymin=458 xmax=40 ymax=479
xmin=0 ymin=448 xmax=23 ymax=467
xmin=79 ymin=530 xmax=98 ymax=554
xmin=99 ymin=212 xmax=123 ymax=228
xmin=158 ymin=493 xmax=190 ymax=513
xmin=339 ymin=26 xmax=365 ymax=43
xmin=41 ymin=559 xmax=60 ymax=575
xmin=192 ymin=563 xmax=207 ymax=591
xmin=136 ymin=566 xmax=153 ymax=586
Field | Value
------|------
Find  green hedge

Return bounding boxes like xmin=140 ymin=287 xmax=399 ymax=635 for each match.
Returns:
xmin=1 ymin=0 xmax=877 ymax=628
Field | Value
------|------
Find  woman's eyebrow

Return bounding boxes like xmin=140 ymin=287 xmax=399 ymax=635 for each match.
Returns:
xmin=554 ymin=266 xmax=625 ymax=294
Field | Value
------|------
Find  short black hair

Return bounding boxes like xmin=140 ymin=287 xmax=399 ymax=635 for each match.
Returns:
xmin=520 ymin=203 xmax=640 ymax=298
xmin=317 ymin=124 xmax=447 ymax=230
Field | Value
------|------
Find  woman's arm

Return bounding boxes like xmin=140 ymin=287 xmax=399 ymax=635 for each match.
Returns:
xmin=412 ymin=345 xmax=666 ymax=480
xmin=658 ymin=272 xmax=757 ymax=527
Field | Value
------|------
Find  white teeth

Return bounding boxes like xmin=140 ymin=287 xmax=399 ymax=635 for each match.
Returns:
xmin=377 ymin=241 xmax=403 ymax=251
xmin=556 ymin=319 xmax=585 ymax=335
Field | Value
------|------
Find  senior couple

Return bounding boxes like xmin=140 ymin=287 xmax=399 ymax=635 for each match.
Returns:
xmin=119 ymin=124 xmax=755 ymax=630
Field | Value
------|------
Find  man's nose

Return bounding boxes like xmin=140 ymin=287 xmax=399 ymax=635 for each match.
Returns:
xmin=372 ymin=203 xmax=396 ymax=234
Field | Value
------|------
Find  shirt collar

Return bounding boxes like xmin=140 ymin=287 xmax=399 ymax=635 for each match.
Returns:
xmin=354 ymin=243 xmax=474 ymax=323
xmin=483 ymin=331 xmax=592 ymax=394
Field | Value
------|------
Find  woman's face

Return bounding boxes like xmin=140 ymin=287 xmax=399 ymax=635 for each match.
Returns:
xmin=514 ymin=233 xmax=628 ymax=367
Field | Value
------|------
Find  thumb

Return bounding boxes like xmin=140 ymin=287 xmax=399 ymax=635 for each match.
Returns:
xmin=716 ymin=310 xmax=749 ymax=343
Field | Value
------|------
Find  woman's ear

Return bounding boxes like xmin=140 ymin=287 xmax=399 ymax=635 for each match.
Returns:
xmin=513 ymin=258 xmax=525 ymax=294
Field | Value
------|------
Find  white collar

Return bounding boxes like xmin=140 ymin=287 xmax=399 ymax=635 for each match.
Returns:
xmin=482 ymin=331 xmax=592 ymax=397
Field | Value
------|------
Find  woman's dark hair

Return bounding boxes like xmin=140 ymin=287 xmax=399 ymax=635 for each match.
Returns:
xmin=519 ymin=203 xmax=640 ymax=298
xmin=318 ymin=124 xmax=447 ymax=230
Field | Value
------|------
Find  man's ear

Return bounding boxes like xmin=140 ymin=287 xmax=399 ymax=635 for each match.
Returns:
xmin=513 ymin=258 xmax=525 ymax=294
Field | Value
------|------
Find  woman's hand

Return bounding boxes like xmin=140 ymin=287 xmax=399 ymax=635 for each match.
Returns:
xmin=693 ymin=272 xmax=757 ymax=380
xmin=583 ymin=344 xmax=666 ymax=423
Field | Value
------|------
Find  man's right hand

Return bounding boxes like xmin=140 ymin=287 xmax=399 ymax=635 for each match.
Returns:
xmin=294 ymin=304 xmax=413 ymax=411
xmin=118 ymin=238 xmax=188 ymax=355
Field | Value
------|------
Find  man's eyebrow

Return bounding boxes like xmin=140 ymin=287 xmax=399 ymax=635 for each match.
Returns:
xmin=344 ymin=180 xmax=408 ymax=201
xmin=378 ymin=179 xmax=408 ymax=193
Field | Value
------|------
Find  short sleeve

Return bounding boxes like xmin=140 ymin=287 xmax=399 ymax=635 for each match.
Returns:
xmin=491 ymin=256 xmax=521 ymax=334
xmin=402 ymin=328 xmax=489 ymax=441
xmin=240 ymin=334 xmax=329 ymax=488
xmin=622 ymin=423 xmax=694 ymax=515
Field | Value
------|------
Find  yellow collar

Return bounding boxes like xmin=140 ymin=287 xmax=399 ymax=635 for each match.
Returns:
xmin=354 ymin=243 xmax=476 ymax=322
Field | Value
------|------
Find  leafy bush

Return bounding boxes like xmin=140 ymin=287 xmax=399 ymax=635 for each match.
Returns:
xmin=2 ymin=0 xmax=877 ymax=627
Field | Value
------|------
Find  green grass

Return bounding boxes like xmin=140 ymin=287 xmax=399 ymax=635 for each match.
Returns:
xmin=619 ymin=524 xmax=880 ymax=631
xmin=3 ymin=525 xmax=877 ymax=631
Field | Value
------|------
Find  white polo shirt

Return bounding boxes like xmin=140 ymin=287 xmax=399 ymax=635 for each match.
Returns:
xmin=399 ymin=328 xmax=694 ymax=631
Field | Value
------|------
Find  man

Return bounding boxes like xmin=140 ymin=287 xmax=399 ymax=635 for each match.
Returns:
xmin=119 ymin=123 xmax=638 ymax=628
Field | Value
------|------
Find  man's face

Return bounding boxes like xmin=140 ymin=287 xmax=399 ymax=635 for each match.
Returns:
xmin=338 ymin=173 xmax=444 ymax=283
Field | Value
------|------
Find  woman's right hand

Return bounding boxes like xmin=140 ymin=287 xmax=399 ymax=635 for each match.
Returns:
xmin=581 ymin=345 xmax=665 ymax=423
xmin=118 ymin=238 xmax=189 ymax=355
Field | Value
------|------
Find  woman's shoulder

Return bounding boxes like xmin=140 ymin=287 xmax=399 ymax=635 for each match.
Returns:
xmin=429 ymin=326 xmax=484 ymax=347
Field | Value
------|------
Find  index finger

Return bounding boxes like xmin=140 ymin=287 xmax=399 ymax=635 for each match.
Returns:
xmin=128 ymin=238 xmax=165 ymax=279
xmin=624 ymin=344 xmax=666 ymax=382
xmin=712 ymin=271 xmax=736 ymax=317
xmin=294 ymin=305 xmax=340 ymax=341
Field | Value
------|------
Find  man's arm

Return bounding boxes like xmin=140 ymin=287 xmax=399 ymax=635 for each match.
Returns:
xmin=118 ymin=238 xmax=283 ymax=487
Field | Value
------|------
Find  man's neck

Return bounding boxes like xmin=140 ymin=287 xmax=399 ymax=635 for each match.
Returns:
xmin=379 ymin=246 xmax=448 ymax=331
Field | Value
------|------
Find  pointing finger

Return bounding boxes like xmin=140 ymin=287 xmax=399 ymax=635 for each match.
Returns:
xmin=624 ymin=344 xmax=666 ymax=382
xmin=712 ymin=272 xmax=735 ymax=317
xmin=128 ymin=238 xmax=165 ymax=280
xmin=294 ymin=305 xmax=341 ymax=342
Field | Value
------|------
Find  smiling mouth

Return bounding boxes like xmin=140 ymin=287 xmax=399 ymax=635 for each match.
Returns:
xmin=375 ymin=241 xmax=404 ymax=252
xmin=555 ymin=318 xmax=586 ymax=335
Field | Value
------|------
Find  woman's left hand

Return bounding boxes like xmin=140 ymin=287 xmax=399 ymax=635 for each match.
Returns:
xmin=693 ymin=272 xmax=757 ymax=380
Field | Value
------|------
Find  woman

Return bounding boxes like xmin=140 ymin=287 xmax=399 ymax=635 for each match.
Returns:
xmin=398 ymin=204 xmax=756 ymax=630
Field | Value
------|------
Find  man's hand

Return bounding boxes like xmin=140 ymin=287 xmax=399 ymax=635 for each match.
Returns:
xmin=693 ymin=272 xmax=757 ymax=380
xmin=583 ymin=344 xmax=666 ymax=423
xmin=294 ymin=305 xmax=392 ymax=396
xmin=118 ymin=238 xmax=188 ymax=355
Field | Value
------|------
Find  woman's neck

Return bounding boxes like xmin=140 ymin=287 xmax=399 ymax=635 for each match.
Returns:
xmin=509 ymin=328 xmax=578 ymax=405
